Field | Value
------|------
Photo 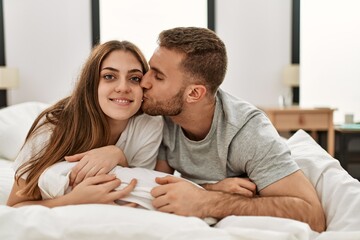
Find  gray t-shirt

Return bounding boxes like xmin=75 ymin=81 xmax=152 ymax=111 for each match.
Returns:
xmin=157 ymin=89 xmax=299 ymax=191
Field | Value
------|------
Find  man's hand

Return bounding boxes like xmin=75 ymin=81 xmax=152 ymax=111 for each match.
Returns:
xmin=65 ymin=146 xmax=127 ymax=187
xmin=151 ymin=176 xmax=208 ymax=218
xmin=202 ymin=178 xmax=257 ymax=197
xmin=66 ymin=174 xmax=137 ymax=205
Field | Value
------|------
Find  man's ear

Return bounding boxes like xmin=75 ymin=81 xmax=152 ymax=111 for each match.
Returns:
xmin=186 ymin=85 xmax=207 ymax=103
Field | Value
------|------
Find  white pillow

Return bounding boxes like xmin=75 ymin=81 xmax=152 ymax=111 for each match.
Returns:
xmin=0 ymin=102 xmax=49 ymax=161
xmin=287 ymin=130 xmax=360 ymax=231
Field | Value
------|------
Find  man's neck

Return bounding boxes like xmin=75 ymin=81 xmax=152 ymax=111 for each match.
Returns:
xmin=170 ymin=98 xmax=216 ymax=141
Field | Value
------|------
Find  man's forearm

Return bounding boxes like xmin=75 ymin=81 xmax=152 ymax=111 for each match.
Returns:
xmin=203 ymin=191 xmax=325 ymax=232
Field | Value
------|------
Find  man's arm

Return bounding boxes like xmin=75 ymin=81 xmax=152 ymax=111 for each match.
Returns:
xmin=151 ymin=170 xmax=325 ymax=232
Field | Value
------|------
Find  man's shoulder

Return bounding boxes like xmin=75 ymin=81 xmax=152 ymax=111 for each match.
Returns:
xmin=217 ymin=89 xmax=265 ymax=128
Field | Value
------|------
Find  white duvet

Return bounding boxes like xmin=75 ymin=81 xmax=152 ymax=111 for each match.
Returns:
xmin=0 ymin=100 xmax=360 ymax=240
xmin=1 ymin=130 xmax=360 ymax=240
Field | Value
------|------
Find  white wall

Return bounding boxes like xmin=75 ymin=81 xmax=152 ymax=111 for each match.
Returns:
xmin=3 ymin=0 xmax=290 ymax=108
xmin=217 ymin=0 xmax=291 ymax=107
xmin=4 ymin=0 xmax=92 ymax=105
xmin=300 ymin=0 xmax=360 ymax=124
xmin=100 ymin=0 xmax=207 ymax=61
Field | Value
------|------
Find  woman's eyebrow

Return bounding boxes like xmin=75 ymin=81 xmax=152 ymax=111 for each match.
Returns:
xmin=128 ymin=69 xmax=143 ymax=74
xmin=101 ymin=67 xmax=119 ymax=72
xmin=101 ymin=67 xmax=142 ymax=74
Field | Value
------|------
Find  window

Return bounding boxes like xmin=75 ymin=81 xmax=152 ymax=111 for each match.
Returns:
xmin=95 ymin=0 xmax=211 ymax=60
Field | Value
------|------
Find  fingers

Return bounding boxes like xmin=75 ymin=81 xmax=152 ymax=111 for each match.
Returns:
xmin=152 ymin=193 xmax=170 ymax=209
xmin=84 ymin=166 xmax=102 ymax=181
xmin=65 ymin=151 xmax=88 ymax=162
xmin=235 ymin=178 xmax=257 ymax=193
xmin=108 ymin=179 xmax=137 ymax=201
xmin=71 ymin=162 xmax=106 ymax=187
xmin=150 ymin=184 xmax=170 ymax=198
xmin=155 ymin=175 xmax=183 ymax=185
xmin=121 ymin=202 xmax=138 ymax=208
xmin=82 ymin=174 xmax=118 ymax=186
xmin=156 ymin=203 xmax=174 ymax=214
xmin=234 ymin=187 xmax=255 ymax=198
xmin=69 ymin=160 xmax=88 ymax=186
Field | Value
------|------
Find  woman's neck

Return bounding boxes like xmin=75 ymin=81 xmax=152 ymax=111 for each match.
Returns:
xmin=108 ymin=119 xmax=129 ymax=145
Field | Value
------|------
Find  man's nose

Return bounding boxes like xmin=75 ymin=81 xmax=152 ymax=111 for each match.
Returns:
xmin=140 ymin=72 xmax=151 ymax=89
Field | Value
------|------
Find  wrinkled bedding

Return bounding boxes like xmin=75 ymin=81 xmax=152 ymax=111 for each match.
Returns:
xmin=1 ymin=102 xmax=359 ymax=239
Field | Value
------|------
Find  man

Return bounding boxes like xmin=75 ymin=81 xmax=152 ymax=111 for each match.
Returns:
xmin=140 ymin=27 xmax=325 ymax=232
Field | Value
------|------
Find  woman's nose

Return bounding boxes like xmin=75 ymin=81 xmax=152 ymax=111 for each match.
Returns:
xmin=115 ymin=79 xmax=131 ymax=93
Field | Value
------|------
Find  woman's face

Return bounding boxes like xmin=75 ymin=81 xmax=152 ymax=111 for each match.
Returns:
xmin=98 ymin=50 xmax=144 ymax=125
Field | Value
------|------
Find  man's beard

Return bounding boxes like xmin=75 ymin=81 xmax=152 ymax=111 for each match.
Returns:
xmin=142 ymin=88 xmax=185 ymax=116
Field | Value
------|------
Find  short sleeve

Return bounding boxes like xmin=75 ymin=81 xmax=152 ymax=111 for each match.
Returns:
xmin=229 ymin=113 xmax=299 ymax=191
xmin=120 ymin=115 xmax=164 ymax=169
xmin=13 ymin=127 xmax=52 ymax=179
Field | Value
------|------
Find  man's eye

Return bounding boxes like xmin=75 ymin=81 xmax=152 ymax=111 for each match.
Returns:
xmin=155 ymin=74 xmax=163 ymax=81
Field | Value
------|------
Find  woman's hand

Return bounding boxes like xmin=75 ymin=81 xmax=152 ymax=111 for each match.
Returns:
xmin=7 ymin=174 xmax=137 ymax=207
xmin=65 ymin=145 xmax=128 ymax=187
xmin=65 ymin=174 xmax=137 ymax=205
xmin=201 ymin=177 xmax=257 ymax=197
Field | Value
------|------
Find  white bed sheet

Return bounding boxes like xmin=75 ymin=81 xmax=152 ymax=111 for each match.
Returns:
xmin=0 ymin=159 xmax=14 ymax=205
xmin=1 ymin=130 xmax=360 ymax=239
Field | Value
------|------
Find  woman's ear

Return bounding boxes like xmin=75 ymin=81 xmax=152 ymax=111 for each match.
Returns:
xmin=186 ymin=85 xmax=207 ymax=103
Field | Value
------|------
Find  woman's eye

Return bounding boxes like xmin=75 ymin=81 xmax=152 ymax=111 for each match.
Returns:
xmin=130 ymin=76 xmax=141 ymax=83
xmin=104 ymin=74 xmax=114 ymax=80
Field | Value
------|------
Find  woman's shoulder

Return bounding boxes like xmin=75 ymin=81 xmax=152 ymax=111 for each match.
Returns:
xmin=131 ymin=114 xmax=163 ymax=129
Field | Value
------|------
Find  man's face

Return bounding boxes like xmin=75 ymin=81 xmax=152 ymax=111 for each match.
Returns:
xmin=140 ymin=47 xmax=187 ymax=116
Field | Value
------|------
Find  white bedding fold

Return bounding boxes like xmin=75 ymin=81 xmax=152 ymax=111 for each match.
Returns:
xmin=38 ymin=161 xmax=170 ymax=210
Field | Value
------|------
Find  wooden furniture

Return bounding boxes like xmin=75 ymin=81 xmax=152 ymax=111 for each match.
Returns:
xmin=261 ymin=107 xmax=335 ymax=156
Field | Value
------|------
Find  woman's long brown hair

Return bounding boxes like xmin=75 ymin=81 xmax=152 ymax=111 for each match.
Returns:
xmin=16 ymin=40 xmax=149 ymax=199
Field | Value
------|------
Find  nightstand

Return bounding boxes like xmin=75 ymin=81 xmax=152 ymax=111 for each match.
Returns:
xmin=261 ymin=107 xmax=335 ymax=156
xmin=335 ymin=126 xmax=360 ymax=173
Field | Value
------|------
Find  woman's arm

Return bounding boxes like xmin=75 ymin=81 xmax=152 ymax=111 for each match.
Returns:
xmin=65 ymin=145 xmax=127 ymax=187
xmin=155 ymin=160 xmax=174 ymax=174
xmin=7 ymin=174 xmax=136 ymax=207
xmin=201 ymin=177 xmax=257 ymax=197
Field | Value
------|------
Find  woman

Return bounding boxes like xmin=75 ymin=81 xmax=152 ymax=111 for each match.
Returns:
xmin=7 ymin=40 xmax=163 ymax=207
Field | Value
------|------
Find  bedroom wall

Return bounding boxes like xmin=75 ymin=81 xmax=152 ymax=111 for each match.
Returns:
xmin=300 ymin=0 xmax=360 ymax=124
xmin=3 ymin=0 xmax=91 ymax=105
xmin=2 ymin=0 xmax=290 ymax=107
xmin=217 ymin=0 xmax=291 ymax=107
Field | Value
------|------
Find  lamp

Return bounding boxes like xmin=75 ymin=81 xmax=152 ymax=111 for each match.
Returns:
xmin=282 ymin=64 xmax=299 ymax=105
xmin=0 ymin=67 xmax=20 ymax=107
xmin=282 ymin=64 xmax=299 ymax=87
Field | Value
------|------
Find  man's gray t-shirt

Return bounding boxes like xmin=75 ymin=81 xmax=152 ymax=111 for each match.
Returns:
xmin=157 ymin=89 xmax=299 ymax=191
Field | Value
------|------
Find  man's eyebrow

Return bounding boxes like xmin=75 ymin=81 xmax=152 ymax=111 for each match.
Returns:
xmin=151 ymin=66 xmax=166 ymax=77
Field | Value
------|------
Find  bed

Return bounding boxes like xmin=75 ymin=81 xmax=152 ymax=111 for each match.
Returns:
xmin=1 ymin=102 xmax=360 ymax=240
